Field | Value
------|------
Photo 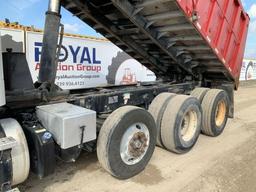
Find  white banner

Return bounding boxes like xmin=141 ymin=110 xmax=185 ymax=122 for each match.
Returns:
xmin=26 ymin=31 xmax=156 ymax=89
xmin=0 ymin=32 xmax=5 ymax=106
xmin=239 ymin=59 xmax=256 ymax=81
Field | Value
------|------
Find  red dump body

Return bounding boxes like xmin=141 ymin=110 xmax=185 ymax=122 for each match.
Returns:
xmin=178 ymin=0 xmax=250 ymax=83
xmin=62 ymin=0 xmax=250 ymax=87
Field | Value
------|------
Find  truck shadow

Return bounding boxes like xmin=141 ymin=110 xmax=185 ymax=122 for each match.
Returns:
xmin=18 ymin=150 xmax=164 ymax=191
xmin=18 ymin=151 xmax=99 ymax=192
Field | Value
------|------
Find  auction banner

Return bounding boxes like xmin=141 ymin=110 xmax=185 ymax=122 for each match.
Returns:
xmin=25 ymin=31 xmax=156 ymax=89
xmin=239 ymin=59 xmax=256 ymax=81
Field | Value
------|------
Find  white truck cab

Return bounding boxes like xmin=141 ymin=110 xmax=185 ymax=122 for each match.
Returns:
xmin=0 ymin=33 xmax=6 ymax=107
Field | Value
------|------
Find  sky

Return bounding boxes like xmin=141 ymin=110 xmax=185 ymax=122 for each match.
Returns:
xmin=0 ymin=0 xmax=255 ymax=58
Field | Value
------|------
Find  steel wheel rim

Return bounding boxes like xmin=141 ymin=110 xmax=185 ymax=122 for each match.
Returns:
xmin=120 ymin=123 xmax=150 ymax=165
xmin=180 ymin=109 xmax=198 ymax=142
xmin=215 ymin=100 xmax=226 ymax=127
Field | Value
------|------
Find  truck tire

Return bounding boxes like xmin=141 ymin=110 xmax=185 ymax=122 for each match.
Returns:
xmin=161 ymin=95 xmax=202 ymax=153
xmin=0 ymin=119 xmax=30 ymax=186
xmin=97 ymin=106 xmax=156 ymax=179
xmin=190 ymin=87 xmax=210 ymax=103
xmin=148 ymin=93 xmax=176 ymax=147
xmin=201 ymin=89 xmax=229 ymax=137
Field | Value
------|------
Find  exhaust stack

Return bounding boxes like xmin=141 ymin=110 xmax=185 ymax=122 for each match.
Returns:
xmin=38 ymin=0 xmax=61 ymax=84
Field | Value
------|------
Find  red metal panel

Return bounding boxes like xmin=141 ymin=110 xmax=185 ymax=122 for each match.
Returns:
xmin=177 ymin=0 xmax=250 ymax=84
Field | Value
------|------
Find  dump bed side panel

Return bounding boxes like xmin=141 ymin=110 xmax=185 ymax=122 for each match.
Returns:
xmin=61 ymin=0 xmax=249 ymax=87
xmin=177 ymin=0 xmax=250 ymax=85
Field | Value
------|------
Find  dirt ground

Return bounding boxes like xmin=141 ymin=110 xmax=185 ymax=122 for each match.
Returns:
xmin=19 ymin=82 xmax=256 ymax=192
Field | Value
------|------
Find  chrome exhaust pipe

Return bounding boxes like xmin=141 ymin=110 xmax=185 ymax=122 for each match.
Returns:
xmin=48 ymin=0 xmax=61 ymax=13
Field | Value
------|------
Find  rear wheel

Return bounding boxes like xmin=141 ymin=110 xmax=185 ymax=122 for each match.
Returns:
xmin=161 ymin=95 xmax=202 ymax=153
xmin=148 ymin=93 xmax=176 ymax=147
xmin=97 ymin=106 xmax=156 ymax=179
xmin=190 ymin=87 xmax=210 ymax=103
xmin=201 ymin=89 xmax=229 ymax=136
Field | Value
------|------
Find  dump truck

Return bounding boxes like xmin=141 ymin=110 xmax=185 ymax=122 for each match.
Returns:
xmin=0 ymin=0 xmax=250 ymax=191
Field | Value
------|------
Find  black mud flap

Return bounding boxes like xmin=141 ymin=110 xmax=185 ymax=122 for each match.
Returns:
xmin=22 ymin=121 xmax=56 ymax=179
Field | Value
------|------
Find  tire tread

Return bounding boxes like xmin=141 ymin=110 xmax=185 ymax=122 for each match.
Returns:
xmin=190 ymin=88 xmax=210 ymax=103
xmin=148 ymin=93 xmax=176 ymax=147
xmin=161 ymin=95 xmax=192 ymax=153
xmin=201 ymin=89 xmax=227 ymax=136
xmin=97 ymin=106 xmax=139 ymax=175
